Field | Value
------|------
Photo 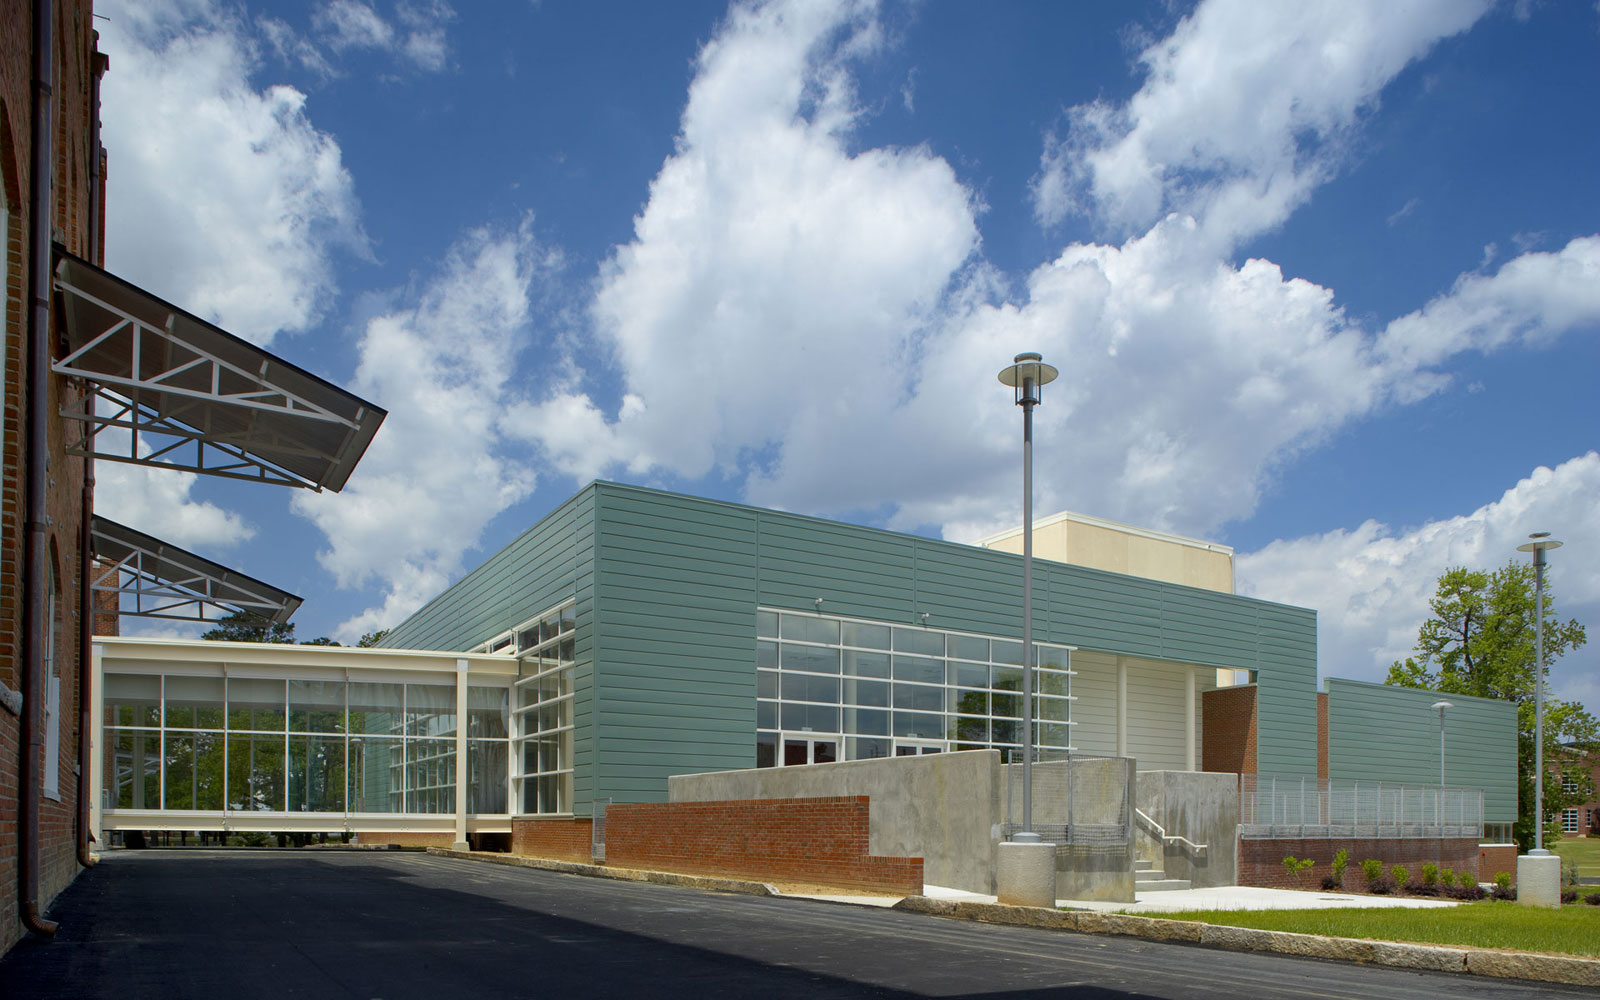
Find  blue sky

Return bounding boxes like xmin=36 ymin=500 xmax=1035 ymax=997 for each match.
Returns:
xmin=94 ymin=0 xmax=1598 ymax=707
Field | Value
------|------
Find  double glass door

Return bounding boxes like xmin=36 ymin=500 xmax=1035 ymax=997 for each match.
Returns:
xmin=781 ymin=735 xmax=837 ymax=766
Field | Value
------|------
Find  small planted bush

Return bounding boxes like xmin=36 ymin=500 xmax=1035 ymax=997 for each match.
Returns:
xmin=1439 ymin=866 xmax=1454 ymax=888
xmin=1420 ymin=862 xmax=1439 ymax=887
xmin=1390 ymin=865 xmax=1410 ymax=891
xmin=1457 ymin=869 xmax=1476 ymax=889
xmin=1491 ymin=872 xmax=1515 ymax=901
xmin=1329 ymin=848 xmax=1349 ymax=889
xmin=1281 ymin=855 xmax=1315 ymax=888
xmin=1584 ymin=892 xmax=1600 ymax=906
xmin=1360 ymin=857 xmax=1384 ymax=889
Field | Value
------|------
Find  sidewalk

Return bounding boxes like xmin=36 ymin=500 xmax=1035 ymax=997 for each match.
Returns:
xmin=781 ymin=882 xmax=1459 ymax=912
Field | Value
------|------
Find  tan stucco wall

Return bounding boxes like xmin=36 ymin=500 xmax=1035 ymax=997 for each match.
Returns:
xmin=980 ymin=514 xmax=1234 ymax=594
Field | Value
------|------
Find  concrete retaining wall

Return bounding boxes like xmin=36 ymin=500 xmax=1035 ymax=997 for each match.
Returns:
xmin=1136 ymin=770 xmax=1240 ymax=888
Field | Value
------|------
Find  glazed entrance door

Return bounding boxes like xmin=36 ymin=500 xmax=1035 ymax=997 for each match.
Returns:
xmin=781 ymin=735 xmax=838 ymax=766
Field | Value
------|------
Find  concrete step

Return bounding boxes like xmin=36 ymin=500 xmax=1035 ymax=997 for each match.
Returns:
xmin=1134 ymin=879 xmax=1193 ymax=892
xmin=1134 ymin=867 xmax=1166 ymax=881
xmin=1134 ymin=859 xmax=1157 ymax=871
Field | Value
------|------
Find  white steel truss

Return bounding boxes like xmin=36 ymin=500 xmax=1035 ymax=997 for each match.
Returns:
xmin=52 ymin=250 xmax=386 ymax=491
xmin=91 ymin=517 xmax=301 ymax=625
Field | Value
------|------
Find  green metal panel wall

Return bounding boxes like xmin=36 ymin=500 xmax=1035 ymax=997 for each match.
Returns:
xmin=589 ymin=482 xmax=1320 ymax=800
xmin=1325 ymin=678 xmax=1517 ymax=822
xmin=591 ymin=486 xmax=758 ymax=805
xmin=379 ymin=486 xmax=599 ymax=806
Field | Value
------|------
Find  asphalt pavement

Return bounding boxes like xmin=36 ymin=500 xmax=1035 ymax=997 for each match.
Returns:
xmin=0 ymin=850 xmax=1586 ymax=999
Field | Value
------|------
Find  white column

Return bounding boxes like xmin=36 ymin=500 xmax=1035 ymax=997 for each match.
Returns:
xmin=1115 ymin=656 xmax=1127 ymax=758
xmin=453 ymin=659 xmax=470 ymax=852
xmin=1185 ymin=666 xmax=1197 ymax=772
xmin=90 ymin=642 xmax=104 ymax=849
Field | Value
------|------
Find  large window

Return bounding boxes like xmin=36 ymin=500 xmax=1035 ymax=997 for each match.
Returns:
xmin=103 ymin=673 xmax=509 ymax=816
xmin=1560 ymin=808 xmax=1580 ymax=834
xmin=512 ymin=603 xmax=576 ymax=815
xmin=755 ymin=610 xmax=1073 ymax=768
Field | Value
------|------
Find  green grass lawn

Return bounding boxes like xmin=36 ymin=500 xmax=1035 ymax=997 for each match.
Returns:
xmin=1553 ymin=836 xmax=1600 ymax=878
xmin=1147 ymin=902 xmax=1600 ymax=957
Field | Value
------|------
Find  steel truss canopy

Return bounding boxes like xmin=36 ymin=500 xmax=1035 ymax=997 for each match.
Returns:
xmin=52 ymin=248 xmax=386 ymax=491
xmin=91 ymin=516 xmax=302 ymax=625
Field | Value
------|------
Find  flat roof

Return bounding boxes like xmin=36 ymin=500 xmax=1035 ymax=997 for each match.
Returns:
xmin=53 ymin=248 xmax=386 ymax=492
xmin=975 ymin=508 xmax=1234 ymax=555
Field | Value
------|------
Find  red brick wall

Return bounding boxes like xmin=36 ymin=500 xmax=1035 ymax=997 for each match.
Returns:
xmin=1478 ymin=844 xmax=1518 ymax=885
xmin=600 ymin=796 xmax=923 ymax=896
xmin=1240 ymin=837 xmax=1486 ymax=889
xmin=1 ymin=0 xmax=100 ymax=956
xmin=512 ymin=817 xmax=594 ymax=864
xmin=1202 ymin=685 xmax=1257 ymax=774
xmin=1316 ymin=692 xmax=1329 ymax=779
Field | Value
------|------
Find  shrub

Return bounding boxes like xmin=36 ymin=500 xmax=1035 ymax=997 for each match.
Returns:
xmin=1360 ymin=858 xmax=1384 ymax=888
xmin=1330 ymin=848 xmax=1350 ymax=885
xmin=1494 ymin=871 xmax=1512 ymax=891
xmin=1447 ymin=883 xmax=1486 ymax=901
xmin=1457 ymin=869 xmax=1476 ymax=889
xmin=1560 ymin=890 xmax=1577 ymax=904
xmin=1439 ymin=866 xmax=1454 ymax=888
xmin=1390 ymin=865 xmax=1410 ymax=890
xmin=1320 ymin=876 xmax=1342 ymax=891
xmin=1420 ymin=862 xmax=1440 ymax=887
xmin=1368 ymin=877 xmax=1394 ymax=895
xmin=1584 ymin=892 xmax=1600 ymax=906
xmin=1281 ymin=855 xmax=1315 ymax=888
xmin=1562 ymin=860 xmax=1580 ymax=889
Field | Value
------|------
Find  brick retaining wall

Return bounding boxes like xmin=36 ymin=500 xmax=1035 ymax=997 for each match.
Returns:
xmin=511 ymin=796 xmax=923 ymax=896
xmin=512 ymin=817 xmax=594 ymax=863
xmin=1240 ymin=836 xmax=1486 ymax=889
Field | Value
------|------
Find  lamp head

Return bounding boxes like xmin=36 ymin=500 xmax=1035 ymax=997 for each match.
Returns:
xmin=997 ymin=352 xmax=1059 ymax=406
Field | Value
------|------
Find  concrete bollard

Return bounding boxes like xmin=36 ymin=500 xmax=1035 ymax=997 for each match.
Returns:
xmin=997 ymin=841 xmax=1058 ymax=908
xmin=1516 ymin=852 xmax=1561 ymax=908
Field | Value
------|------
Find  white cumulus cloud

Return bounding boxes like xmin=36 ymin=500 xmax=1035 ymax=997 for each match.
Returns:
xmin=98 ymin=0 xmax=365 ymax=345
xmin=1237 ymin=454 xmax=1600 ymax=709
xmin=1031 ymin=0 xmax=1492 ymax=246
xmin=292 ymin=224 xmax=558 ymax=639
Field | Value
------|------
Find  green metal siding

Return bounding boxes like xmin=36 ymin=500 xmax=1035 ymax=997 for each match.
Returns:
xmin=1325 ymin=678 xmax=1517 ymax=822
xmin=591 ymin=488 xmax=759 ymax=805
xmin=590 ymin=482 xmax=1320 ymax=797
xmin=378 ymin=485 xmax=599 ymax=808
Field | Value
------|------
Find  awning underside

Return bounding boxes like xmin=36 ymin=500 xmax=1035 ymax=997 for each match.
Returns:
xmin=53 ymin=250 xmax=386 ymax=492
xmin=91 ymin=516 xmax=302 ymax=625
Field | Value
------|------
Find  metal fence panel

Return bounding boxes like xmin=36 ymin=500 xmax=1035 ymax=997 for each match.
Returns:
xmin=1239 ymin=775 xmax=1482 ymax=839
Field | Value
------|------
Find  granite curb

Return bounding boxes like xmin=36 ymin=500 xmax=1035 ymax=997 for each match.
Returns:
xmin=427 ymin=848 xmax=780 ymax=897
xmin=891 ymin=895 xmax=1600 ymax=987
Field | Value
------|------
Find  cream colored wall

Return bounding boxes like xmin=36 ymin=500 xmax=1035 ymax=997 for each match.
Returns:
xmin=1069 ymin=651 xmax=1214 ymax=769
xmin=981 ymin=516 xmax=1233 ymax=593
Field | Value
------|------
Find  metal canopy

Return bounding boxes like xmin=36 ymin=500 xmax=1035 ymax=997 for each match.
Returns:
xmin=52 ymin=248 xmax=386 ymax=491
xmin=91 ymin=516 xmax=302 ymax=625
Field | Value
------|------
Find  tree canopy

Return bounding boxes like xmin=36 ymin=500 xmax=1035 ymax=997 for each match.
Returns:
xmin=1386 ymin=560 xmax=1594 ymax=849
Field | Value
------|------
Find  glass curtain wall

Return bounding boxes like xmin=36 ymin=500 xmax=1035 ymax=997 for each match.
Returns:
xmin=755 ymin=609 xmax=1073 ymax=767
xmin=103 ymin=673 xmax=510 ymax=816
xmin=511 ymin=603 xmax=576 ymax=814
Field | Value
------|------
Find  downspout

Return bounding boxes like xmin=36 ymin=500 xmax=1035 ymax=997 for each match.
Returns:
xmin=76 ymin=40 xmax=109 ymax=872
xmin=21 ymin=0 xmax=60 ymax=937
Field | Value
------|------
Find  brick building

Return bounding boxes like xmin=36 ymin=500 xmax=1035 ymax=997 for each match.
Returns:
xmin=1 ymin=0 xmax=105 ymax=954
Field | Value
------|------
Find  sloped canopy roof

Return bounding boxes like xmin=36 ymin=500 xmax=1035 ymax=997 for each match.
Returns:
xmin=53 ymin=248 xmax=385 ymax=492
xmin=91 ymin=516 xmax=302 ymax=625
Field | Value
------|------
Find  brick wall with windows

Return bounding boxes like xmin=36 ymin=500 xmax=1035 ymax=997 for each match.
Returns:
xmin=1 ymin=0 xmax=100 ymax=955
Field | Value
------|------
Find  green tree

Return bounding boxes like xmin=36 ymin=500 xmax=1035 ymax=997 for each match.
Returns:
xmin=299 ymin=636 xmax=341 ymax=646
xmin=356 ymin=629 xmax=390 ymax=648
xmin=201 ymin=611 xmax=296 ymax=644
xmin=1386 ymin=561 xmax=1595 ymax=850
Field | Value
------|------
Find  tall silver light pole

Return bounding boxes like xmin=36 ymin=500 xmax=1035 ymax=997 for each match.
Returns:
xmin=1516 ymin=531 xmax=1561 ymax=854
xmin=1431 ymin=700 xmax=1453 ymax=787
xmin=998 ymin=352 xmax=1057 ymax=841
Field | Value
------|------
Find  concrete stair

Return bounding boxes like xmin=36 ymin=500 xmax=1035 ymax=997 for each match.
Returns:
xmin=1134 ymin=857 xmax=1191 ymax=893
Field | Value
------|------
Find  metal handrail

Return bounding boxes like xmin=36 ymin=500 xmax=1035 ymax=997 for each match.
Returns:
xmin=1133 ymin=807 xmax=1207 ymax=853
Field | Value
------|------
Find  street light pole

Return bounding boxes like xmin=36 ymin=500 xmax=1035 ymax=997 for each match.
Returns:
xmin=1431 ymin=700 xmax=1453 ymax=787
xmin=1516 ymin=532 xmax=1562 ymax=855
xmin=998 ymin=352 xmax=1057 ymax=841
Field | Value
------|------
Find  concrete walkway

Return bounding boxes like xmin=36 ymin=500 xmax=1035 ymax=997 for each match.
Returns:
xmin=784 ymin=883 xmax=1461 ymax=912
